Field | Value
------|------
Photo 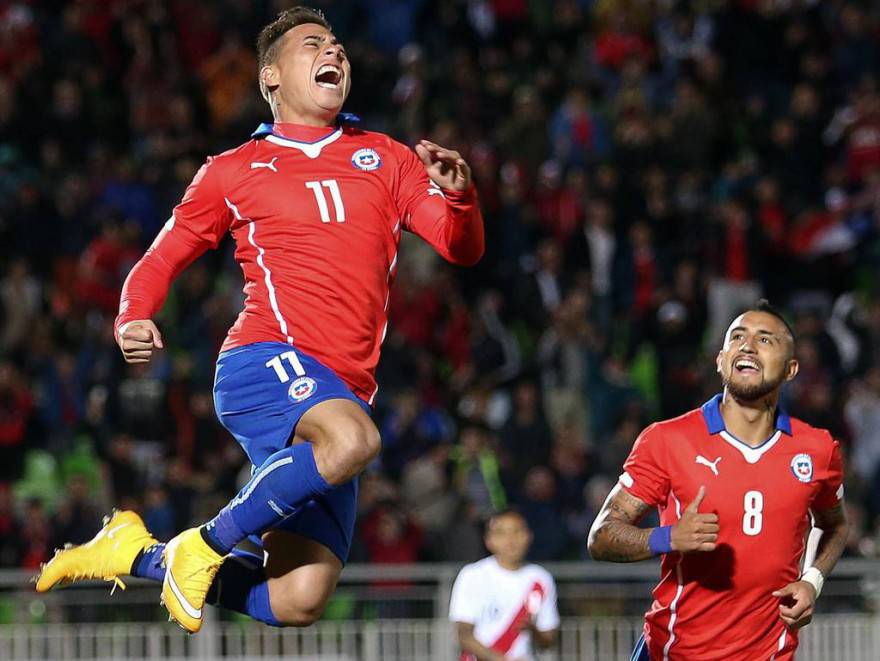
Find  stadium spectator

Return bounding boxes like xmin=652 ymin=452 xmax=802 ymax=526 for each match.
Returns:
xmin=517 ymin=466 xmax=568 ymax=562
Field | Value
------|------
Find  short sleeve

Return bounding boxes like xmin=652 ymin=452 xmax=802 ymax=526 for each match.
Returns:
xmin=448 ymin=567 xmax=478 ymax=624
xmin=534 ymin=574 xmax=560 ymax=632
xmin=620 ymin=424 xmax=670 ymax=507
xmin=812 ymin=438 xmax=844 ymax=511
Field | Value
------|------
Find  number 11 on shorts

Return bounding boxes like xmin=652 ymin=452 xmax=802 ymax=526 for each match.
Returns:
xmin=266 ymin=351 xmax=306 ymax=383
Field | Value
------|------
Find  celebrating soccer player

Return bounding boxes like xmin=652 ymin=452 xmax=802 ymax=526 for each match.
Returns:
xmin=588 ymin=300 xmax=849 ymax=660
xmin=36 ymin=7 xmax=483 ymax=633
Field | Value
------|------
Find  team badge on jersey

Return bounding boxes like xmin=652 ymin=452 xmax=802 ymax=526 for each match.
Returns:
xmin=351 ymin=148 xmax=382 ymax=171
xmin=289 ymin=376 xmax=317 ymax=402
xmin=790 ymin=453 xmax=813 ymax=483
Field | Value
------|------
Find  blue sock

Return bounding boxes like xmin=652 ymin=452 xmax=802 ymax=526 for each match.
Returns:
xmin=206 ymin=548 xmax=281 ymax=626
xmin=203 ymin=442 xmax=331 ymax=555
xmin=130 ymin=543 xmax=166 ymax=582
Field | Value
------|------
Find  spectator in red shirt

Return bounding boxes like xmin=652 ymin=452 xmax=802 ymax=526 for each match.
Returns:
xmin=706 ymin=199 xmax=766 ymax=344
xmin=0 ymin=361 xmax=33 ymax=482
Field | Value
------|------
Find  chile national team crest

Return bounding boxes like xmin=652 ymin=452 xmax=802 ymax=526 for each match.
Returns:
xmin=790 ymin=453 xmax=814 ymax=483
xmin=351 ymin=148 xmax=382 ymax=171
xmin=289 ymin=377 xmax=317 ymax=403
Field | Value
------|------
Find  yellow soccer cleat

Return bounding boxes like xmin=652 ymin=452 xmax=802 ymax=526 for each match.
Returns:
xmin=160 ymin=527 xmax=225 ymax=633
xmin=35 ymin=509 xmax=158 ymax=593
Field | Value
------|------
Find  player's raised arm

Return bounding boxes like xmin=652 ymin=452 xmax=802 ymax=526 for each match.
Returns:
xmin=396 ymin=140 xmax=484 ymax=266
xmin=115 ymin=157 xmax=232 ymax=363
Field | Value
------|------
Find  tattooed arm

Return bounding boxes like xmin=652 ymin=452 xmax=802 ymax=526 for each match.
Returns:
xmin=588 ymin=484 xmax=719 ymax=562
xmin=587 ymin=484 xmax=654 ymax=562
xmin=808 ymin=503 xmax=848 ymax=577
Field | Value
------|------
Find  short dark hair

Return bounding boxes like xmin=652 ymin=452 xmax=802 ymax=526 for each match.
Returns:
xmin=257 ymin=7 xmax=332 ymax=70
xmin=485 ymin=508 xmax=527 ymax=533
xmin=748 ymin=299 xmax=797 ymax=355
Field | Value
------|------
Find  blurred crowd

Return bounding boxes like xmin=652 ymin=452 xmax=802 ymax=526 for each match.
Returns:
xmin=1 ymin=0 xmax=880 ymax=573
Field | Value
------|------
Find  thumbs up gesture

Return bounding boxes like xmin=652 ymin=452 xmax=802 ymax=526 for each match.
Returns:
xmin=671 ymin=486 xmax=719 ymax=553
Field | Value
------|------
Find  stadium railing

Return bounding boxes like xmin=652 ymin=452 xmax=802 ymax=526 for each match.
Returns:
xmin=0 ymin=615 xmax=878 ymax=660
xmin=1 ymin=560 xmax=877 ymax=659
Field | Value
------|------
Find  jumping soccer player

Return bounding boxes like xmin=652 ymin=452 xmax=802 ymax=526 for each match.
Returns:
xmin=36 ymin=7 xmax=483 ymax=633
xmin=588 ymin=300 xmax=849 ymax=661
xmin=449 ymin=510 xmax=559 ymax=661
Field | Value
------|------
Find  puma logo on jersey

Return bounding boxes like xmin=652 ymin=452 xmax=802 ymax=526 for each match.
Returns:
xmin=250 ymin=157 xmax=278 ymax=173
xmin=695 ymin=455 xmax=722 ymax=476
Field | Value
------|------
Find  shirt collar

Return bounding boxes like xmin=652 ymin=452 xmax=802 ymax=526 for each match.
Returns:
xmin=701 ymin=393 xmax=792 ymax=436
xmin=251 ymin=113 xmax=361 ymax=140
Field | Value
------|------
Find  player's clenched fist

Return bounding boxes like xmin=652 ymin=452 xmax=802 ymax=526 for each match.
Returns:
xmin=671 ymin=486 xmax=719 ymax=553
xmin=117 ymin=320 xmax=164 ymax=364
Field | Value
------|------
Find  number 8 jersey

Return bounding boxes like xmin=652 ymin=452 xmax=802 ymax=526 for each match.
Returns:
xmin=620 ymin=394 xmax=844 ymax=661
xmin=115 ymin=121 xmax=484 ymax=404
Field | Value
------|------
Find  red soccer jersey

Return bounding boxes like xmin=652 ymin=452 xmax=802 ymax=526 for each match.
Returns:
xmin=115 ymin=121 xmax=484 ymax=403
xmin=621 ymin=394 xmax=844 ymax=661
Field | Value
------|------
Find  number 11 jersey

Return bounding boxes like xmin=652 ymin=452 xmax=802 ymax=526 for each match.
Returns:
xmin=116 ymin=121 xmax=484 ymax=404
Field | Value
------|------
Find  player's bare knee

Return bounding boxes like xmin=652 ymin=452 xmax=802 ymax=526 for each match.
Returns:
xmin=273 ymin=602 xmax=326 ymax=627
xmin=270 ymin=590 xmax=328 ymax=627
xmin=357 ymin=422 xmax=381 ymax=464
xmin=333 ymin=419 xmax=380 ymax=476
xmin=316 ymin=418 xmax=380 ymax=484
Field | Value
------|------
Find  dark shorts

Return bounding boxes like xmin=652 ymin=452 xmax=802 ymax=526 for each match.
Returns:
xmin=213 ymin=342 xmax=371 ymax=563
xmin=631 ymin=634 xmax=650 ymax=661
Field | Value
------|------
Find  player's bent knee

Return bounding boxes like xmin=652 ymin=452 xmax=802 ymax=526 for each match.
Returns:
xmin=327 ymin=419 xmax=380 ymax=479
xmin=269 ymin=584 xmax=331 ymax=627
xmin=272 ymin=601 xmax=326 ymax=627
xmin=311 ymin=422 xmax=381 ymax=484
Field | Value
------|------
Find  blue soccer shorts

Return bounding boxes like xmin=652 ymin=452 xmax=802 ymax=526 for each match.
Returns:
xmin=631 ymin=634 xmax=651 ymax=661
xmin=213 ymin=341 xmax=371 ymax=563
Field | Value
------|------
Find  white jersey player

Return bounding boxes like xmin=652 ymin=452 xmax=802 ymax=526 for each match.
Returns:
xmin=449 ymin=510 xmax=560 ymax=661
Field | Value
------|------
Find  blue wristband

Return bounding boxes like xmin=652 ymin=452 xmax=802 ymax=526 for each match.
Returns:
xmin=648 ymin=526 xmax=673 ymax=555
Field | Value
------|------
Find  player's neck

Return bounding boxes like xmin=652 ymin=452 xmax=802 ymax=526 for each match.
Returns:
xmin=719 ymin=390 xmax=779 ymax=447
xmin=273 ymin=106 xmax=336 ymax=128
xmin=494 ymin=556 xmax=523 ymax=571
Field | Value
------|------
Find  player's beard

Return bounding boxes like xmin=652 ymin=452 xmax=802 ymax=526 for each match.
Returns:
xmin=723 ymin=368 xmax=786 ymax=402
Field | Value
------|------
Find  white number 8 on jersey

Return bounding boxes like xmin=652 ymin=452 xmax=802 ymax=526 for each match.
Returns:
xmin=742 ymin=490 xmax=763 ymax=536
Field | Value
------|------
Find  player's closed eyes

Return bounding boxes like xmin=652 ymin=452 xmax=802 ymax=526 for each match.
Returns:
xmin=304 ymin=39 xmax=346 ymax=58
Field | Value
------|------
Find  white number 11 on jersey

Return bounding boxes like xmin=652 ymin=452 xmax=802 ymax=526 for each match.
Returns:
xmin=305 ymin=180 xmax=346 ymax=223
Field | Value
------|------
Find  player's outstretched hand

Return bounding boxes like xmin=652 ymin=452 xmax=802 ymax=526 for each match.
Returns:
xmin=671 ymin=486 xmax=719 ymax=553
xmin=117 ymin=319 xmax=164 ymax=364
xmin=772 ymin=581 xmax=816 ymax=629
xmin=415 ymin=140 xmax=472 ymax=192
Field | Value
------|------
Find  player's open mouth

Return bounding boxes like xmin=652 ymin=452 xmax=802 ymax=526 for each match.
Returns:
xmin=315 ymin=64 xmax=343 ymax=89
xmin=734 ymin=357 xmax=761 ymax=374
